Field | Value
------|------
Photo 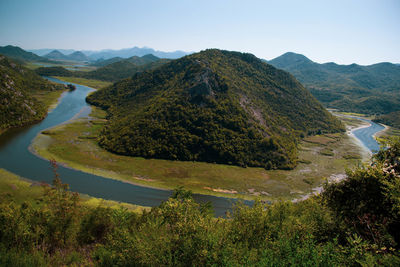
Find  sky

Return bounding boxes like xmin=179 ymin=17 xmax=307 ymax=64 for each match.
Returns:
xmin=0 ymin=0 xmax=399 ymax=65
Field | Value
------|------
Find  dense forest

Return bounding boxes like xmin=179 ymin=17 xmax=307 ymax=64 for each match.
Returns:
xmin=0 ymin=55 xmax=63 ymax=133
xmin=1 ymin=139 xmax=399 ymax=266
xmin=87 ymin=49 xmax=344 ymax=170
xmin=268 ymin=52 xmax=400 ymax=115
xmin=35 ymin=54 xmax=171 ymax=82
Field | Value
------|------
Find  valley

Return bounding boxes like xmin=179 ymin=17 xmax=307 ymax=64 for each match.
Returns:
xmin=31 ymin=104 xmax=369 ymax=201
xmin=1 ymin=1 xmax=400 ymax=265
xmin=1 ymin=48 xmax=394 ymax=206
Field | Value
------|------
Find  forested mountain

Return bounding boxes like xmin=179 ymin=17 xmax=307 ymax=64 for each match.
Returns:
xmin=81 ymin=60 xmax=163 ymax=81
xmin=36 ymin=54 xmax=170 ymax=82
xmin=87 ymin=49 xmax=344 ymax=169
xmin=0 ymin=55 xmax=62 ymax=133
xmin=90 ymin=57 xmax=124 ymax=67
xmin=44 ymin=50 xmax=89 ymax=62
xmin=269 ymin=52 xmax=400 ymax=115
xmin=67 ymin=51 xmax=89 ymax=61
xmin=44 ymin=50 xmax=69 ymax=60
xmin=0 ymin=45 xmax=51 ymax=63
xmin=84 ymin=46 xmax=188 ymax=60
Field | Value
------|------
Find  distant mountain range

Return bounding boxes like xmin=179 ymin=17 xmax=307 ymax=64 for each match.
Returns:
xmin=268 ymin=52 xmax=400 ymax=115
xmin=44 ymin=50 xmax=90 ymax=62
xmin=0 ymin=45 xmax=52 ymax=63
xmin=36 ymin=54 xmax=171 ymax=82
xmin=30 ymin=46 xmax=190 ymax=60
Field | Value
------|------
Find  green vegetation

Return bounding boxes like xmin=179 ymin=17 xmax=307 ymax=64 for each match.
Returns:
xmin=0 ymin=45 xmax=52 ymax=63
xmin=0 ymin=168 xmax=147 ymax=212
xmin=35 ymin=66 xmax=73 ymax=76
xmin=87 ymin=49 xmax=343 ymax=170
xmin=0 ymin=55 xmax=65 ymax=134
xmin=1 ymin=141 xmax=400 ymax=266
xmin=269 ymin=52 xmax=400 ymax=115
xmin=90 ymin=56 xmax=124 ymax=67
xmin=31 ymin=111 xmax=363 ymax=200
xmin=43 ymin=50 xmax=90 ymax=62
xmin=35 ymin=54 xmax=171 ymax=82
xmin=374 ymin=111 xmax=400 ymax=129
xmin=81 ymin=58 xmax=169 ymax=81
xmin=52 ymin=76 xmax=112 ymax=89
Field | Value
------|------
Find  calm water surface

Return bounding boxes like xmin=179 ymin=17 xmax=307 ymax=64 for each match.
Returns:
xmin=351 ymin=118 xmax=384 ymax=153
xmin=0 ymin=77 xmax=249 ymax=216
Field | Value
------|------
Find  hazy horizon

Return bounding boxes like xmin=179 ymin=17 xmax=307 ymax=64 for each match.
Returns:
xmin=1 ymin=0 xmax=399 ymax=65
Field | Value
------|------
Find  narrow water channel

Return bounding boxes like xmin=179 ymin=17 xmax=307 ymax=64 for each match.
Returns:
xmin=0 ymin=78 xmax=385 ymax=214
xmin=0 ymin=78 xmax=248 ymax=216
xmin=350 ymin=118 xmax=385 ymax=153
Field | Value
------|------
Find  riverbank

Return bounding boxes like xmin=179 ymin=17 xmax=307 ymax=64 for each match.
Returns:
xmin=52 ymin=76 xmax=112 ymax=89
xmin=31 ymin=105 xmax=365 ymax=201
xmin=332 ymin=112 xmax=389 ymax=160
xmin=0 ymin=168 xmax=148 ymax=212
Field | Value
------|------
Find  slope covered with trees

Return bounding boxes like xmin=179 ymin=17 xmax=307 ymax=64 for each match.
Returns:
xmin=43 ymin=50 xmax=89 ymax=62
xmin=35 ymin=54 xmax=170 ymax=82
xmin=269 ymin=52 xmax=400 ymax=115
xmin=87 ymin=49 xmax=344 ymax=169
xmin=0 ymin=55 xmax=63 ymax=133
xmin=0 ymin=45 xmax=51 ymax=63
xmin=81 ymin=57 xmax=170 ymax=81
xmin=374 ymin=111 xmax=400 ymax=129
xmin=1 ymin=140 xmax=399 ymax=266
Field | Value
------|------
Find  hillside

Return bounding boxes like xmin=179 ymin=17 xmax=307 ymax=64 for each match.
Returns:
xmin=0 ymin=55 xmax=63 ymax=133
xmin=373 ymin=111 xmax=400 ymax=129
xmin=36 ymin=54 xmax=170 ymax=82
xmin=269 ymin=52 xmax=400 ymax=114
xmin=90 ymin=56 xmax=124 ymax=66
xmin=0 ymin=45 xmax=51 ymax=63
xmin=85 ymin=46 xmax=189 ymax=60
xmin=90 ymin=53 xmax=161 ymax=67
xmin=44 ymin=50 xmax=69 ymax=60
xmin=44 ymin=50 xmax=89 ymax=62
xmin=87 ymin=49 xmax=343 ymax=169
xmin=67 ymin=51 xmax=89 ymax=61
xmin=35 ymin=66 xmax=74 ymax=77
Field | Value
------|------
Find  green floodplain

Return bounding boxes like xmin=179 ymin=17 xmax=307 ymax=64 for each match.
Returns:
xmin=31 ymin=103 xmax=370 ymax=201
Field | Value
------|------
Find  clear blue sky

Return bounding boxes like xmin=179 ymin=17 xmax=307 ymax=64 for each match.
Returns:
xmin=0 ymin=0 xmax=399 ymax=65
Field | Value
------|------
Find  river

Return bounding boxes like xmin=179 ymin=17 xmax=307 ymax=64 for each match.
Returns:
xmin=0 ymin=78 xmax=384 ymax=214
xmin=350 ymin=117 xmax=385 ymax=153
xmin=0 ymin=78 xmax=250 ymax=216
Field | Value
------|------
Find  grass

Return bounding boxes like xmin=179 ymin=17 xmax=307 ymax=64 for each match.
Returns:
xmin=52 ymin=76 xmax=112 ymax=89
xmin=0 ymin=168 xmax=148 ymax=212
xmin=31 ymin=89 xmax=65 ymax=112
xmin=31 ymin=107 xmax=367 ymax=201
xmin=24 ymin=62 xmax=97 ymax=72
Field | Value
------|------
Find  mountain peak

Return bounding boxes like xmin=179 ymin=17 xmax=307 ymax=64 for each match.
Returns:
xmin=87 ymin=49 xmax=343 ymax=169
xmin=141 ymin=54 xmax=159 ymax=61
xmin=269 ymin=52 xmax=312 ymax=68
xmin=67 ymin=51 xmax=88 ymax=61
xmin=0 ymin=45 xmax=49 ymax=63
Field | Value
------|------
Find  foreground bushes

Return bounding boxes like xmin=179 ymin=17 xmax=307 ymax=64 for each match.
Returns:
xmin=1 ymin=140 xmax=400 ymax=266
